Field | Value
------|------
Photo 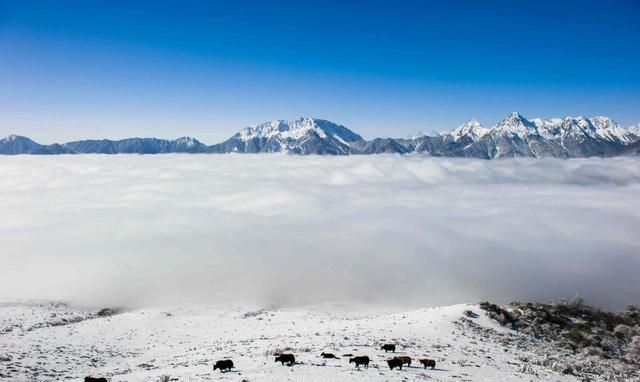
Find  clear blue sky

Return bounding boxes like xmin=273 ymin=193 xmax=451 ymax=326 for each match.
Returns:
xmin=1 ymin=0 xmax=639 ymax=143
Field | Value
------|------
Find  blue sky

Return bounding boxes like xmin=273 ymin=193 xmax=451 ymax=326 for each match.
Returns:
xmin=1 ymin=0 xmax=639 ymax=143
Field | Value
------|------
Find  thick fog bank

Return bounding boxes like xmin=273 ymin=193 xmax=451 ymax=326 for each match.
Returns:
xmin=0 ymin=155 xmax=638 ymax=310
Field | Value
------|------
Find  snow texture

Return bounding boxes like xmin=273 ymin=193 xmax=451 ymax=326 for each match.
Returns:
xmin=0 ymin=301 xmax=594 ymax=382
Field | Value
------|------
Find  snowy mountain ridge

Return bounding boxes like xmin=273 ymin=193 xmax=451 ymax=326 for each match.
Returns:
xmin=1 ymin=113 xmax=639 ymax=158
xmin=238 ymin=117 xmax=363 ymax=143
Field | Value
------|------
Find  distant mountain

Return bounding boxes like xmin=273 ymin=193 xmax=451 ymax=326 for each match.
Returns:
xmin=209 ymin=118 xmax=364 ymax=155
xmin=2 ymin=114 xmax=639 ymax=158
xmin=0 ymin=135 xmax=71 ymax=154
xmin=352 ymin=137 xmax=410 ymax=154
xmin=403 ymin=113 xmax=637 ymax=159
xmin=62 ymin=137 xmax=207 ymax=154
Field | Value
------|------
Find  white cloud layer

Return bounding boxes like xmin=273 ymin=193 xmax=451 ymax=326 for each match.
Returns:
xmin=0 ymin=155 xmax=639 ymax=309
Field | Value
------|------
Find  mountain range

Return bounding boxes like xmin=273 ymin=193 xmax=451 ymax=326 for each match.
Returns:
xmin=2 ymin=113 xmax=639 ymax=158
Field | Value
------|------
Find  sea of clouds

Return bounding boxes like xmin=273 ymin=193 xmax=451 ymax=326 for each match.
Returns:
xmin=0 ymin=154 xmax=638 ymax=309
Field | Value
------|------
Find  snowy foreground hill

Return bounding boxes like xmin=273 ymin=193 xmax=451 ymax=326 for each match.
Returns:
xmin=1 ymin=301 xmax=638 ymax=382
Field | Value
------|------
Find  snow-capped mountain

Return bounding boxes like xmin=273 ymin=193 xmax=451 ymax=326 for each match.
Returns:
xmin=209 ymin=118 xmax=364 ymax=154
xmin=491 ymin=112 xmax=538 ymax=140
xmin=1 ymin=114 xmax=638 ymax=158
xmin=450 ymin=119 xmax=489 ymax=142
xmin=532 ymin=116 xmax=633 ymax=145
xmin=407 ymin=113 xmax=638 ymax=159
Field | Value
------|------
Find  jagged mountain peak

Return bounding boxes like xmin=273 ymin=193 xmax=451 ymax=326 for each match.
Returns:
xmin=492 ymin=112 xmax=537 ymax=139
xmin=451 ymin=119 xmax=488 ymax=142
xmin=500 ymin=112 xmax=530 ymax=123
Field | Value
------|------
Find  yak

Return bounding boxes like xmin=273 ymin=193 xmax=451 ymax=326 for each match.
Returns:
xmin=420 ymin=358 xmax=436 ymax=369
xmin=394 ymin=356 xmax=411 ymax=367
xmin=349 ymin=356 xmax=370 ymax=368
xmin=381 ymin=344 xmax=396 ymax=353
xmin=275 ymin=353 xmax=295 ymax=365
xmin=213 ymin=359 xmax=234 ymax=372
xmin=85 ymin=378 xmax=108 ymax=382
xmin=320 ymin=352 xmax=339 ymax=359
xmin=387 ymin=358 xmax=403 ymax=370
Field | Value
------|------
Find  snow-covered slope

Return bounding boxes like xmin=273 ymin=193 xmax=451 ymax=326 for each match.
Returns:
xmin=0 ymin=301 xmax=595 ymax=382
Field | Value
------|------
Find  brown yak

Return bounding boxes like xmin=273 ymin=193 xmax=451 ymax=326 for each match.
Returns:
xmin=394 ymin=356 xmax=411 ymax=367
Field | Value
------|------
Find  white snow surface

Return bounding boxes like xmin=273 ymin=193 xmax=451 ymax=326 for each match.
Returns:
xmin=0 ymin=301 xmax=584 ymax=382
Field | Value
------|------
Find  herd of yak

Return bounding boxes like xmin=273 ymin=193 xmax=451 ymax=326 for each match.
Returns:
xmin=213 ymin=343 xmax=437 ymax=373
xmin=83 ymin=343 xmax=437 ymax=381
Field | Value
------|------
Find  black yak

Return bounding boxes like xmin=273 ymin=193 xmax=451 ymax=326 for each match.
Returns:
xmin=85 ymin=378 xmax=108 ymax=382
xmin=349 ymin=356 xmax=369 ymax=368
xmin=213 ymin=359 xmax=234 ymax=372
xmin=381 ymin=344 xmax=396 ymax=353
xmin=275 ymin=353 xmax=295 ymax=365
xmin=387 ymin=358 xmax=403 ymax=370
xmin=320 ymin=352 xmax=339 ymax=359
xmin=420 ymin=358 xmax=436 ymax=369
